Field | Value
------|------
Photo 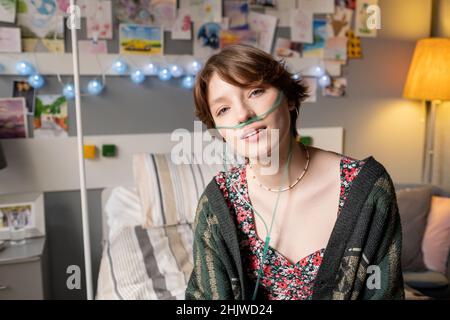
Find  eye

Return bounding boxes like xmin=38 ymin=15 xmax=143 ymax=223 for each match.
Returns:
xmin=217 ymin=106 xmax=229 ymax=116
xmin=250 ymin=88 xmax=265 ymax=97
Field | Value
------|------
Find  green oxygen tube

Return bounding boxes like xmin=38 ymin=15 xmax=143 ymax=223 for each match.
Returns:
xmin=216 ymin=89 xmax=293 ymax=300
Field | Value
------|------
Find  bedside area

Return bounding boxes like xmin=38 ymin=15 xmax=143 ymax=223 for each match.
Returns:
xmin=0 ymin=237 xmax=49 ymax=300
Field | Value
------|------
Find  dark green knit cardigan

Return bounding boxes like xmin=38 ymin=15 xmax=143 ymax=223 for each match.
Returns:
xmin=185 ymin=156 xmax=405 ymax=300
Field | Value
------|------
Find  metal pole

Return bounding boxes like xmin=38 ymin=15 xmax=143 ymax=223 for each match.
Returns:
xmin=69 ymin=0 xmax=93 ymax=300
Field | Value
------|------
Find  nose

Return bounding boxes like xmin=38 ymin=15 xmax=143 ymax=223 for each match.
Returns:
xmin=235 ymin=100 xmax=256 ymax=125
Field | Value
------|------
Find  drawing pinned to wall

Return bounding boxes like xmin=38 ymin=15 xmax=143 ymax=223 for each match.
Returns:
xmin=22 ymin=38 xmax=64 ymax=53
xmin=297 ymin=0 xmax=335 ymax=14
xmin=326 ymin=5 xmax=353 ymax=37
xmin=179 ymin=0 xmax=222 ymax=23
xmin=0 ymin=27 xmax=21 ymax=52
xmin=248 ymin=11 xmax=277 ymax=54
xmin=115 ymin=0 xmax=176 ymax=30
xmin=264 ymin=0 xmax=295 ymax=27
xmin=86 ymin=0 xmax=113 ymax=40
xmin=0 ymin=0 xmax=17 ymax=23
xmin=193 ymin=21 xmax=221 ymax=57
xmin=274 ymin=37 xmax=302 ymax=59
xmin=150 ymin=0 xmax=177 ymax=30
xmin=16 ymin=0 xmax=64 ymax=39
xmin=302 ymin=19 xmax=327 ymax=58
xmin=0 ymin=98 xmax=28 ymax=139
xmin=119 ymin=24 xmax=163 ymax=55
xmin=220 ymin=29 xmax=258 ymax=48
xmin=346 ymin=29 xmax=362 ymax=58
xmin=224 ymin=0 xmax=249 ymax=30
xmin=78 ymin=40 xmax=108 ymax=54
xmin=290 ymin=8 xmax=313 ymax=43
xmin=323 ymin=77 xmax=347 ymax=97
xmin=34 ymin=95 xmax=68 ymax=139
xmin=355 ymin=0 xmax=378 ymax=37
xmin=12 ymin=80 xmax=36 ymax=115
xmin=171 ymin=7 xmax=192 ymax=40
xmin=302 ymin=77 xmax=317 ymax=103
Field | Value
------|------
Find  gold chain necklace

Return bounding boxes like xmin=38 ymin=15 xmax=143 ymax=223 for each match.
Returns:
xmin=249 ymin=144 xmax=310 ymax=192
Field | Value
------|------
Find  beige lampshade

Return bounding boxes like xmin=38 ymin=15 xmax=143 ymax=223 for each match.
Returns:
xmin=403 ymin=38 xmax=450 ymax=101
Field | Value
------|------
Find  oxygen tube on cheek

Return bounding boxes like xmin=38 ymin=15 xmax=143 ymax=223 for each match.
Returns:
xmin=215 ymin=89 xmax=293 ymax=300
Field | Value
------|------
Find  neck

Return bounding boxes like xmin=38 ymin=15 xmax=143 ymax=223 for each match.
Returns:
xmin=248 ymin=137 xmax=307 ymax=190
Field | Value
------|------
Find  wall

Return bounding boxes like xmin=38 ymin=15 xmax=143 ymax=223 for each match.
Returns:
xmin=0 ymin=0 xmax=435 ymax=299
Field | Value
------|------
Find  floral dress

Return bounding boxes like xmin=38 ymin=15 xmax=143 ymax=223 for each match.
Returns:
xmin=215 ymin=154 xmax=366 ymax=300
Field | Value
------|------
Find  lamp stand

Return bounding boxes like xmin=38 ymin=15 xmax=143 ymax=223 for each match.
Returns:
xmin=423 ymin=100 xmax=439 ymax=184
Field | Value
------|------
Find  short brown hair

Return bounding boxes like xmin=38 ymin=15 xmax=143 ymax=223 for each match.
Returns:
xmin=193 ymin=44 xmax=309 ymax=137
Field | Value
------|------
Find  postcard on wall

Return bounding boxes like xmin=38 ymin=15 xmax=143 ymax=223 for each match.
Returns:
xmin=224 ymin=0 xmax=249 ymax=30
xmin=179 ymin=0 xmax=222 ymax=24
xmin=324 ymin=36 xmax=347 ymax=62
xmin=323 ymin=77 xmax=347 ymax=97
xmin=0 ymin=97 xmax=28 ymax=139
xmin=12 ymin=80 xmax=36 ymax=115
xmin=298 ymin=0 xmax=335 ymax=14
xmin=248 ymin=11 xmax=278 ymax=54
xmin=355 ymin=0 xmax=378 ymax=37
xmin=34 ymin=95 xmax=68 ymax=139
xmin=22 ymin=38 xmax=64 ymax=53
xmin=86 ymin=0 xmax=113 ymax=40
xmin=78 ymin=40 xmax=108 ymax=54
xmin=220 ymin=29 xmax=259 ymax=48
xmin=115 ymin=0 xmax=176 ymax=30
xmin=290 ymin=8 xmax=313 ymax=43
xmin=115 ymin=0 xmax=153 ymax=24
xmin=17 ymin=0 xmax=64 ymax=39
xmin=248 ymin=0 xmax=277 ymax=8
xmin=302 ymin=19 xmax=327 ymax=58
xmin=264 ymin=0 xmax=295 ymax=27
xmin=172 ymin=7 xmax=192 ymax=40
xmin=193 ymin=21 xmax=221 ymax=58
xmin=0 ymin=27 xmax=21 ymax=53
xmin=302 ymin=77 xmax=317 ymax=103
xmin=0 ymin=0 xmax=16 ymax=23
xmin=326 ymin=6 xmax=353 ymax=37
xmin=119 ymin=24 xmax=163 ymax=55
xmin=274 ymin=37 xmax=302 ymax=59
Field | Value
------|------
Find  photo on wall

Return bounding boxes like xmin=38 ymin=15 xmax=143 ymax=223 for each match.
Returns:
xmin=0 ymin=0 xmax=17 ymax=23
xmin=119 ymin=24 xmax=163 ymax=55
xmin=12 ymin=80 xmax=36 ymax=115
xmin=0 ymin=97 xmax=28 ymax=139
xmin=34 ymin=95 xmax=68 ymax=139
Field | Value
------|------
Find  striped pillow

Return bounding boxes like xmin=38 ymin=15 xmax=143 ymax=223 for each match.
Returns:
xmin=96 ymin=223 xmax=193 ymax=300
xmin=133 ymin=153 xmax=226 ymax=228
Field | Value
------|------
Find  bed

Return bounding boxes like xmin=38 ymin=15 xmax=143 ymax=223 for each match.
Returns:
xmin=95 ymin=128 xmax=346 ymax=300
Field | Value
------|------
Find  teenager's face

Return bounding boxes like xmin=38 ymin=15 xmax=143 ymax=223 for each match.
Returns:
xmin=207 ymin=72 xmax=293 ymax=161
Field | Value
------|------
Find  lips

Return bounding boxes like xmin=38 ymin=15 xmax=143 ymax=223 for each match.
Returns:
xmin=240 ymin=126 xmax=267 ymax=140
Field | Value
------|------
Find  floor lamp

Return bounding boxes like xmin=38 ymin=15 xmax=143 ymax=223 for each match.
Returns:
xmin=69 ymin=0 xmax=93 ymax=300
xmin=403 ymin=38 xmax=450 ymax=184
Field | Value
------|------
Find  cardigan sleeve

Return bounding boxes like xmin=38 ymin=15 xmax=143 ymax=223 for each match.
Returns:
xmin=364 ymin=172 xmax=405 ymax=300
xmin=185 ymin=194 xmax=234 ymax=300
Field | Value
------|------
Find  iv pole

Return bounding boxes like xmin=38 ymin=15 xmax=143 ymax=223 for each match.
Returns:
xmin=69 ymin=0 xmax=93 ymax=300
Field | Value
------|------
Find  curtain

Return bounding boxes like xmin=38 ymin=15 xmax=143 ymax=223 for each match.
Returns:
xmin=432 ymin=101 xmax=450 ymax=191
